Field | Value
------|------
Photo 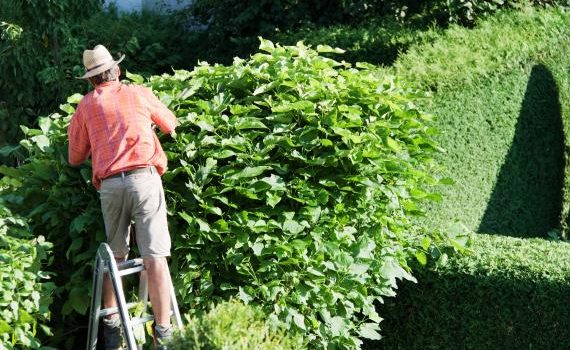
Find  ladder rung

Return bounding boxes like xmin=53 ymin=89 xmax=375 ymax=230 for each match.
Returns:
xmin=117 ymin=258 xmax=144 ymax=270
xmin=130 ymin=310 xmax=174 ymax=326
xmin=131 ymin=315 xmax=155 ymax=326
xmin=103 ymin=259 xmax=145 ymax=275
xmin=117 ymin=265 xmax=146 ymax=277
xmin=99 ymin=302 xmax=141 ymax=318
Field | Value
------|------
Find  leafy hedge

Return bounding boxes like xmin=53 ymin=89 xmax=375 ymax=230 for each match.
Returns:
xmin=0 ymin=202 xmax=54 ymax=349
xmin=0 ymin=40 xmax=465 ymax=348
xmin=374 ymin=234 xmax=570 ymax=349
xmin=168 ymin=300 xmax=303 ymax=349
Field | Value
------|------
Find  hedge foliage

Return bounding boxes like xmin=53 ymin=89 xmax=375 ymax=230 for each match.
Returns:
xmin=0 ymin=202 xmax=54 ymax=349
xmin=0 ymin=40 xmax=467 ymax=348
xmin=375 ymin=234 xmax=570 ymax=349
xmin=167 ymin=300 xmax=303 ymax=349
xmin=362 ymin=7 xmax=570 ymax=348
xmin=385 ymin=8 xmax=570 ymax=238
xmin=182 ymin=0 xmax=570 ymax=65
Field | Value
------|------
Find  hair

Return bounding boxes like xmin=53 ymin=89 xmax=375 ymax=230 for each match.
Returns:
xmin=88 ymin=65 xmax=120 ymax=86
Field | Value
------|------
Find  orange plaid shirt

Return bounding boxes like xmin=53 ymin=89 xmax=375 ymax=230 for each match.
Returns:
xmin=68 ymin=81 xmax=177 ymax=189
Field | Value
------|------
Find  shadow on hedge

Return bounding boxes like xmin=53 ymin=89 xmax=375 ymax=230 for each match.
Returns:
xmin=368 ymin=269 xmax=570 ymax=350
xmin=478 ymin=64 xmax=564 ymax=237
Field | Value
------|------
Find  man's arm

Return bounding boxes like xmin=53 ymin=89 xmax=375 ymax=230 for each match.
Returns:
xmin=142 ymin=87 xmax=177 ymax=134
xmin=67 ymin=109 xmax=91 ymax=166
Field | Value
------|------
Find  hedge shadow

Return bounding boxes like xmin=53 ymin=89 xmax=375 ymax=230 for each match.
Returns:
xmin=369 ymin=268 xmax=570 ymax=349
xmin=478 ymin=64 xmax=564 ymax=237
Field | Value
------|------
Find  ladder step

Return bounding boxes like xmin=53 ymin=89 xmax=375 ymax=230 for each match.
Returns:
xmin=131 ymin=315 xmax=155 ymax=326
xmin=117 ymin=265 xmax=145 ymax=277
xmin=103 ymin=259 xmax=146 ymax=276
xmin=117 ymin=258 xmax=144 ymax=270
xmin=131 ymin=310 xmax=175 ymax=326
xmin=99 ymin=302 xmax=142 ymax=318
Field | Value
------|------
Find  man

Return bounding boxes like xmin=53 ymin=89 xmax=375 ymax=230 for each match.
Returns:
xmin=68 ymin=44 xmax=177 ymax=350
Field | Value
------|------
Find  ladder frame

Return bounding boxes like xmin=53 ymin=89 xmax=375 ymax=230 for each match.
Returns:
xmin=86 ymin=243 xmax=182 ymax=350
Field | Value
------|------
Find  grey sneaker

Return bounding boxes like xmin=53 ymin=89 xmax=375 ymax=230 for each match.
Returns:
xmin=154 ymin=324 xmax=173 ymax=350
xmin=103 ymin=316 xmax=124 ymax=350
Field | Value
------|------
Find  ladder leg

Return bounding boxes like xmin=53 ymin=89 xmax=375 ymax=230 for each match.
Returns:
xmin=101 ymin=244 xmax=139 ymax=350
xmin=136 ymin=271 xmax=148 ymax=350
xmin=167 ymin=272 xmax=183 ymax=329
xmin=86 ymin=254 xmax=105 ymax=350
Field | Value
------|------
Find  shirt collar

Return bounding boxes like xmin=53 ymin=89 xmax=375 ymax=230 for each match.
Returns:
xmin=96 ymin=81 xmax=121 ymax=88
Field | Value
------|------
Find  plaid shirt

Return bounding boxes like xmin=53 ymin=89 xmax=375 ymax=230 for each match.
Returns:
xmin=68 ymin=81 xmax=177 ymax=189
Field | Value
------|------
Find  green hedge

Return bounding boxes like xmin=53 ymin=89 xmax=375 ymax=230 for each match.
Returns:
xmin=360 ymin=7 xmax=570 ymax=349
xmin=373 ymin=234 xmax=570 ymax=349
xmin=387 ymin=8 xmax=570 ymax=237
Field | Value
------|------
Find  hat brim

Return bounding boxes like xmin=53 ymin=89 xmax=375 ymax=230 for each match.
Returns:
xmin=76 ymin=54 xmax=125 ymax=79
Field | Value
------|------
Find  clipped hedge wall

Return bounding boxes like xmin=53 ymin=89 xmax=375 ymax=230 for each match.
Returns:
xmin=388 ymin=8 xmax=570 ymax=237
xmin=362 ymin=7 xmax=570 ymax=349
xmin=374 ymin=234 xmax=570 ymax=349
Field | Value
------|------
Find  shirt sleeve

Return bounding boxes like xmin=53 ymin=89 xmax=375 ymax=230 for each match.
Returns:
xmin=67 ymin=106 xmax=91 ymax=166
xmin=142 ymin=86 xmax=177 ymax=134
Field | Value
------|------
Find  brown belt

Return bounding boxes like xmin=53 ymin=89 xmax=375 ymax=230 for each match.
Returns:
xmin=103 ymin=167 xmax=154 ymax=180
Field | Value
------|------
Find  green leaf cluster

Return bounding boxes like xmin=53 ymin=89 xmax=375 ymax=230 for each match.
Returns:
xmin=0 ymin=201 xmax=54 ymax=349
xmin=0 ymin=97 xmax=104 ymax=347
xmin=167 ymin=299 xmax=304 ymax=350
xmin=142 ymin=39 xmax=450 ymax=348
xmin=0 ymin=39 xmax=460 ymax=348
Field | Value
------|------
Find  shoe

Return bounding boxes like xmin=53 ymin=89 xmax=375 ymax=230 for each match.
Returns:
xmin=154 ymin=323 xmax=173 ymax=350
xmin=103 ymin=316 xmax=124 ymax=350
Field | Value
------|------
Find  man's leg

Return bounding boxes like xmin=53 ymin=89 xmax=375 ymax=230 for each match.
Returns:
xmin=143 ymin=256 xmax=171 ymax=325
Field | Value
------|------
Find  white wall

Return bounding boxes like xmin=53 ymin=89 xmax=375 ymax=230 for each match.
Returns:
xmin=105 ymin=0 xmax=192 ymax=13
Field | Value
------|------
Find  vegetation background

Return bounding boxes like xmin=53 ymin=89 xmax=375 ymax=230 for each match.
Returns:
xmin=2 ymin=0 xmax=570 ymax=349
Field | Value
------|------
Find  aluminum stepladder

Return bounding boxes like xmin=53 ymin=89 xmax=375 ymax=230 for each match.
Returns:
xmin=86 ymin=243 xmax=183 ymax=350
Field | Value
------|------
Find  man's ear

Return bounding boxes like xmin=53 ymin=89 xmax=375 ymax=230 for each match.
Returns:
xmin=117 ymin=66 xmax=121 ymax=80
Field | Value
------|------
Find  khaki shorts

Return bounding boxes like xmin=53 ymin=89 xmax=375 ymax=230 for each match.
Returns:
xmin=99 ymin=167 xmax=171 ymax=258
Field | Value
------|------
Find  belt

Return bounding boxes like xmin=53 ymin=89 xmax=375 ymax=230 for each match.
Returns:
xmin=103 ymin=167 xmax=155 ymax=180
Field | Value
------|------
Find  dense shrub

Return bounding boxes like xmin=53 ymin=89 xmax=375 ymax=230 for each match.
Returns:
xmin=374 ymin=234 xmax=570 ymax=349
xmin=0 ymin=201 xmax=54 ymax=349
xmin=182 ymin=0 xmax=569 ymax=65
xmin=272 ymin=19 xmax=437 ymax=66
xmin=167 ymin=300 xmax=303 ymax=349
xmin=0 ymin=40 xmax=465 ymax=348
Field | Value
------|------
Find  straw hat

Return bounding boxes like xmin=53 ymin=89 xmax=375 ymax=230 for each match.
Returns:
xmin=78 ymin=44 xmax=125 ymax=79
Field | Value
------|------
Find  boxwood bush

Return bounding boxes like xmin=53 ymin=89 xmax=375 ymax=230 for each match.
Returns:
xmin=0 ymin=40 xmax=465 ymax=348
xmin=386 ymin=8 xmax=570 ymax=237
xmin=167 ymin=299 xmax=303 ymax=349
xmin=374 ymin=234 xmax=570 ymax=349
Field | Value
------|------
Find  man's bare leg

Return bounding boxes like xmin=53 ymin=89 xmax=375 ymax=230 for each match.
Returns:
xmin=144 ymin=256 xmax=171 ymax=326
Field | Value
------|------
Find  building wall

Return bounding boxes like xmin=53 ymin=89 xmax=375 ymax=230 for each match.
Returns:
xmin=105 ymin=0 xmax=192 ymax=13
